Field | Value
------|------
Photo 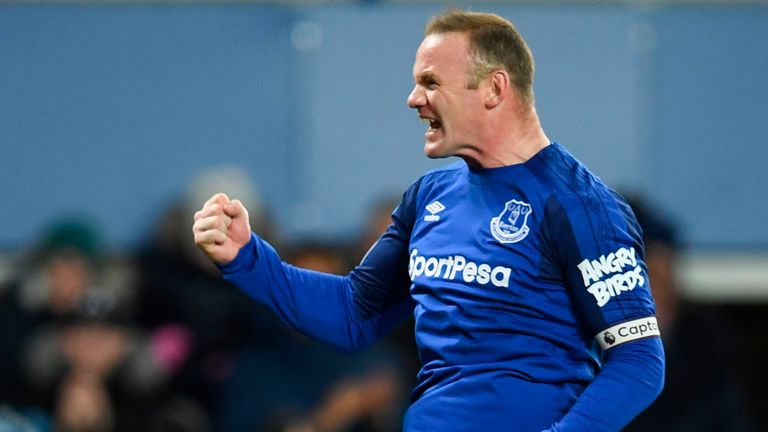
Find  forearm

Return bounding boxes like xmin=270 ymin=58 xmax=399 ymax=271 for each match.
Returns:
xmin=219 ymin=233 xmax=409 ymax=351
xmin=548 ymin=338 xmax=665 ymax=432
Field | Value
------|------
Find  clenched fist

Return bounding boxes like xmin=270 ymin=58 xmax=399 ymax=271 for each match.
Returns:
xmin=193 ymin=193 xmax=251 ymax=264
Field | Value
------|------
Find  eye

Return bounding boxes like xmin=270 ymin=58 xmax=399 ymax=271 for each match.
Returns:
xmin=415 ymin=73 xmax=439 ymax=90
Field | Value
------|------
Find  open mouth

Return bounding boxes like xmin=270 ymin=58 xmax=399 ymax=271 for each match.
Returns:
xmin=421 ymin=116 xmax=442 ymax=132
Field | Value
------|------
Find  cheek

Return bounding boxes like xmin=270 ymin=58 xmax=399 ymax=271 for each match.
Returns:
xmin=450 ymin=104 xmax=479 ymax=131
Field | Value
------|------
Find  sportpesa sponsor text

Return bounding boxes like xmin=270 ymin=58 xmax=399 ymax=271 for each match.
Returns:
xmin=409 ymin=249 xmax=512 ymax=288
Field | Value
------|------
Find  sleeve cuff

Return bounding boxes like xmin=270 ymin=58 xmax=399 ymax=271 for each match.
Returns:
xmin=217 ymin=232 xmax=258 ymax=276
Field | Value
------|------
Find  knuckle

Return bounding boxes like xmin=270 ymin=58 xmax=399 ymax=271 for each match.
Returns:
xmin=213 ymin=218 xmax=224 ymax=230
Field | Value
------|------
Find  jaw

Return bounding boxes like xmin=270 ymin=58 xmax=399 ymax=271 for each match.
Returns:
xmin=423 ymin=142 xmax=445 ymax=159
xmin=423 ymin=128 xmax=448 ymax=158
xmin=424 ymin=136 xmax=484 ymax=166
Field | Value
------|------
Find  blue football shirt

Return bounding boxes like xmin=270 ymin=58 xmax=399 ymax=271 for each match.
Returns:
xmin=219 ymin=142 xmax=662 ymax=431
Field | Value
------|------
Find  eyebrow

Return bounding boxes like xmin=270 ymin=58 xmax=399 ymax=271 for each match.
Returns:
xmin=416 ymin=71 xmax=438 ymax=84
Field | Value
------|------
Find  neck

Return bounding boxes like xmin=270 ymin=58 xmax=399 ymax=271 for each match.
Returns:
xmin=462 ymin=105 xmax=550 ymax=169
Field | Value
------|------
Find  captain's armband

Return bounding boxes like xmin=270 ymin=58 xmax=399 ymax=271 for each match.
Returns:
xmin=596 ymin=316 xmax=661 ymax=350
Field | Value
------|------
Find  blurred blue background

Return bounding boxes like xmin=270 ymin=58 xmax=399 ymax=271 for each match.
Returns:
xmin=2 ymin=2 xmax=766 ymax=250
xmin=1 ymin=2 xmax=768 ymax=431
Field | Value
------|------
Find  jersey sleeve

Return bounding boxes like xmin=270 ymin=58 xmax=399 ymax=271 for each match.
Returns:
xmin=541 ymin=188 xmax=660 ymax=350
xmin=540 ymin=188 xmax=665 ymax=431
xmin=545 ymin=337 xmax=665 ymax=432
xmin=217 ymin=180 xmax=420 ymax=352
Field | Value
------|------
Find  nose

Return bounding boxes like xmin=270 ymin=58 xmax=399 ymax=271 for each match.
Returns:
xmin=407 ymin=85 xmax=425 ymax=109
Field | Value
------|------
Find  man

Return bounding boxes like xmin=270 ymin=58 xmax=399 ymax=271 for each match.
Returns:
xmin=193 ymin=10 xmax=664 ymax=431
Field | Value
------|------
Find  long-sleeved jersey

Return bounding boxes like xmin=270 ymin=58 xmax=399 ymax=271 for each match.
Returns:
xmin=220 ymin=143 xmax=664 ymax=431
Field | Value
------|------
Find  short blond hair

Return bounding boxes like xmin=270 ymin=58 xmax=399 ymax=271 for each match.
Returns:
xmin=426 ymin=10 xmax=535 ymax=106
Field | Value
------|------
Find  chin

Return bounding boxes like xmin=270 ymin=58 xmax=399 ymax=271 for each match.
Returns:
xmin=424 ymin=142 xmax=449 ymax=159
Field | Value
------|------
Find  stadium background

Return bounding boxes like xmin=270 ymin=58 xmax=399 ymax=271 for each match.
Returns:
xmin=0 ymin=1 xmax=766 ymax=431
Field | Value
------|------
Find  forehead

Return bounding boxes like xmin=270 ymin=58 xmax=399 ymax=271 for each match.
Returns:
xmin=413 ymin=32 xmax=472 ymax=78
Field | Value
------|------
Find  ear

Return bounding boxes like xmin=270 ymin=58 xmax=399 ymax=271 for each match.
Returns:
xmin=484 ymin=70 xmax=510 ymax=109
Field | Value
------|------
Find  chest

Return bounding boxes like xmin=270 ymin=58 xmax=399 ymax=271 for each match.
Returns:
xmin=408 ymin=181 xmax=548 ymax=291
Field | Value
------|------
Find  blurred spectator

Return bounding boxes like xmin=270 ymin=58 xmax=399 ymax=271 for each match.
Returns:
xmin=289 ymin=240 xmax=350 ymax=275
xmin=622 ymin=195 xmax=757 ymax=432
xmin=216 ymin=240 xmax=407 ymax=432
xmin=0 ymin=218 xmax=174 ymax=431
xmin=135 ymin=166 xmax=279 ymax=426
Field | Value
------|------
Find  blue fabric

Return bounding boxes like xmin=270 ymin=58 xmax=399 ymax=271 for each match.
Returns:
xmin=219 ymin=143 xmax=664 ymax=431
xmin=547 ymin=338 xmax=665 ymax=432
xmin=220 ymin=234 xmax=411 ymax=352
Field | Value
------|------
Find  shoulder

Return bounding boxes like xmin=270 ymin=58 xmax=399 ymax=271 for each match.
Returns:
xmin=419 ymin=161 xmax=465 ymax=184
xmin=532 ymin=144 xmax=640 ymax=250
xmin=533 ymin=144 xmax=631 ymax=220
xmin=393 ymin=161 xmax=465 ymax=224
xmin=402 ymin=161 xmax=465 ymax=204
xmin=530 ymin=144 xmax=612 ymax=206
xmin=402 ymin=161 xmax=465 ymax=191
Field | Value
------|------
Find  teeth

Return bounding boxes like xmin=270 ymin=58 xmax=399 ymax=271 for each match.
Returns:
xmin=421 ymin=118 xmax=431 ymax=125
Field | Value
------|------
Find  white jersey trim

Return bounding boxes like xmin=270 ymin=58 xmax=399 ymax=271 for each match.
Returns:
xmin=596 ymin=316 xmax=661 ymax=351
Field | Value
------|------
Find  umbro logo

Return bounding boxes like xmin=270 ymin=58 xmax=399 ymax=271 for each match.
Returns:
xmin=424 ymin=200 xmax=445 ymax=222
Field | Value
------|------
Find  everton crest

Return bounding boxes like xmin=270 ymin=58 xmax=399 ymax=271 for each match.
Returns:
xmin=490 ymin=199 xmax=532 ymax=244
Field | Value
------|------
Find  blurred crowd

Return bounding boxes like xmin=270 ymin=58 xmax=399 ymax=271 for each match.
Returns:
xmin=0 ymin=168 xmax=758 ymax=431
xmin=0 ymin=168 xmax=415 ymax=432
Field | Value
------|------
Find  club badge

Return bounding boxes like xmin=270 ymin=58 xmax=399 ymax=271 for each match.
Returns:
xmin=490 ymin=199 xmax=532 ymax=244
